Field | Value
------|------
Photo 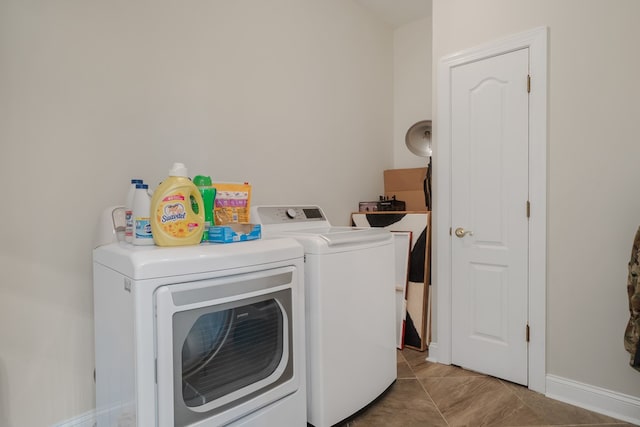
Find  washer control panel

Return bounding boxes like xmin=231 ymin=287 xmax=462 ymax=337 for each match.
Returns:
xmin=252 ymin=205 xmax=327 ymax=225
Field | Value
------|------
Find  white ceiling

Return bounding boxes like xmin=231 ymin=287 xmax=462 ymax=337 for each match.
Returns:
xmin=355 ymin=0 xmax=432 ymax=28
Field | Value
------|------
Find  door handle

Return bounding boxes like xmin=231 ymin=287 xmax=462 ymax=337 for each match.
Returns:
xmin=454 ymin=227 xmax=473 ymax=238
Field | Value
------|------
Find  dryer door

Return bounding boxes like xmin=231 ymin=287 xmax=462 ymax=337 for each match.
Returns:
xmin=154 ymin=267 xmax=300 ymax=427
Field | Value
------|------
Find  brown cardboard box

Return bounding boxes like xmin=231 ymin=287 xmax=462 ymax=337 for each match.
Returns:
xmin=383 ymin=168 xmax=428 ymax=211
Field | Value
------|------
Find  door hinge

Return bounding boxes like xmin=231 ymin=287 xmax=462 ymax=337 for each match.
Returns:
xmin=526 ymin=324 xmax=530 ymax=342
xmin=526 ymin=200 xmax=531 ymax=218
xmin=527 ymin=74 xmax=531 ymax=93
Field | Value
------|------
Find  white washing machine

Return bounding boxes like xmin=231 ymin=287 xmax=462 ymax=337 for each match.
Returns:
xmin=251 ymin=205 xmax=397 ymax=427
xmin=93 ymin=237 xmax=307 ymax=427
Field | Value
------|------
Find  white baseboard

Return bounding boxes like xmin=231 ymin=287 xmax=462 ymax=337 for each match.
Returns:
xmin=426 ymin=341 xmax=438 ymax=363
xmin=546 ymin=374 xmax=640 ymax=425
xmin=51 ymin=409 xmax=96 ymax=427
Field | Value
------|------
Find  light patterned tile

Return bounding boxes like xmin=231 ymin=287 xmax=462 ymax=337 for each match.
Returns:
xmin=498 ymin=378 xmax=530 ymax=399
xmin=402 ymin=347 xmax=429 ymax=366
xmin=412 ymin=360 xmax=486 ymax=379
xmin=397 ymin=356 xmax=415 ymax=379
xmin=396 ymin=349 xmax=415 ymax=378
xmin=343 ymin=379 xmax=447 ymax=427
xmin=420 ymin=375 xmax=546 ymax=426
xmin=401 ymin=345 xmax=485 ymax=379
xmin=336 ymin=350 xmax=633 ymax=427
xmin=547 ymin=424 xmax=635 ymax=426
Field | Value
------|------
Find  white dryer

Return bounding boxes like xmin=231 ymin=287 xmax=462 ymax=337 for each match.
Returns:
xmin=93 ymin=238 xmax=307 ymax=427
xmin=252 ymin=205 xmax=397 ymax=427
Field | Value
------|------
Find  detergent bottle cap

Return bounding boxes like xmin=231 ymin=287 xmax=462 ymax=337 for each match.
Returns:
xmin=168 ymin=163 xmax=188 ymax=177
xmin=193 ymin=175 xmax=212 ymax=187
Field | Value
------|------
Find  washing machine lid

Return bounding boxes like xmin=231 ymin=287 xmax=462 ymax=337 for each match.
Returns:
xmin=279 ymin=226 xmax=391 ymax=253
xmin=92 ymin=238 xmax=304 ymax=280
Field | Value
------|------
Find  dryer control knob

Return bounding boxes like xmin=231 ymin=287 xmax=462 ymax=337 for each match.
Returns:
xmin=286 ymin=208 xmax=297 ymax=219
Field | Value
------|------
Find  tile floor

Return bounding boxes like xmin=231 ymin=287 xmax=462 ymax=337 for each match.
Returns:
xmin=339 ymin=348 xmax=636 ymax=427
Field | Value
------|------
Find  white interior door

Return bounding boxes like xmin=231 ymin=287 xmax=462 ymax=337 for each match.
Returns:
xmin=450 ymin=47 xmax=530 ymax=385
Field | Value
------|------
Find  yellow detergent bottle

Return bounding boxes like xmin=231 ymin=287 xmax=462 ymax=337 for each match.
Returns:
xmin=150 ymin=163 xmax=204 ymax=246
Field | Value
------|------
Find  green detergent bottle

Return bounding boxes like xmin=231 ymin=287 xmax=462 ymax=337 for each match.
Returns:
xmin=193 ymin=175 xmax=216 ymax=242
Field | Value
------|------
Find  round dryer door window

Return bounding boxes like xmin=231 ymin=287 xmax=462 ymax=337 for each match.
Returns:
xmin=180 ymin=300 xmax=285 ymax=407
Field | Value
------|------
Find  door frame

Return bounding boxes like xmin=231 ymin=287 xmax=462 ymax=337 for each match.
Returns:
xmin=433 ymin=27 xmax=548 ymax=393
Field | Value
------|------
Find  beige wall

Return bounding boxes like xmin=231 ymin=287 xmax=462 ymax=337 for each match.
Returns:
xmin=0 ymin=1 xmax=394 ymax=425
xmin=393 ymin=16 xmax=432 ymax=169
xmin=433 ymin=0 xmax=640 ymax=398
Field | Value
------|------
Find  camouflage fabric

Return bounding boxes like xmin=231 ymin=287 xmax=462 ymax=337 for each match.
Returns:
xmin=625 ymin=227 xmax=640 ymax=371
